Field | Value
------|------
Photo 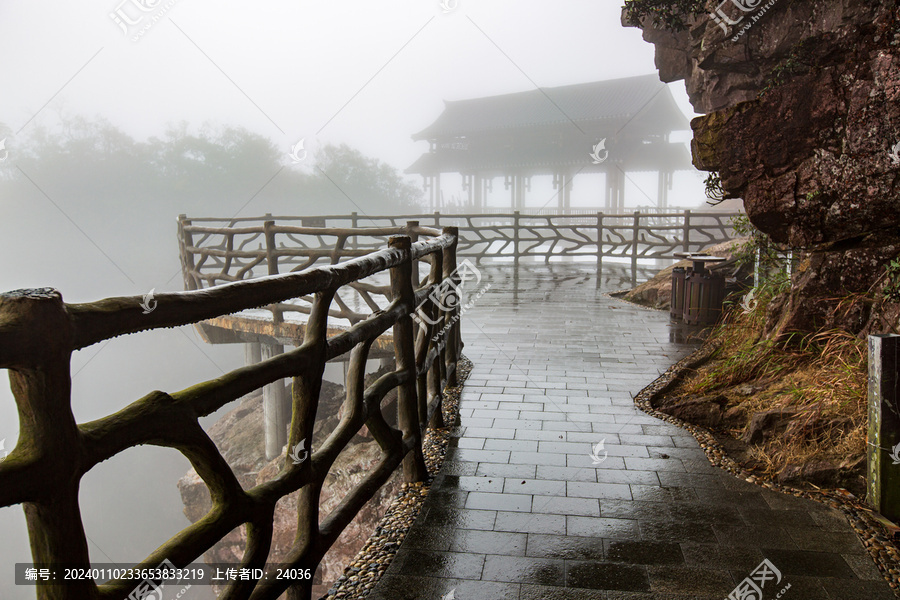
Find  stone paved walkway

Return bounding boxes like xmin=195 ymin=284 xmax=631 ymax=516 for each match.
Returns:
xmin=369 ymin=263 xmax=895 ymax=600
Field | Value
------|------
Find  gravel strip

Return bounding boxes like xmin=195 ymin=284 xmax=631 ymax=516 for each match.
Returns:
xmin=320 ymin=356 xmax=472 ymax=600
xmin=633 ymin=343 xmax=900 ymax=597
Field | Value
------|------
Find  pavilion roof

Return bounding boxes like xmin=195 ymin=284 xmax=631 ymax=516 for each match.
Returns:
xmin=411 ymin=74 xmax=690 ymax=140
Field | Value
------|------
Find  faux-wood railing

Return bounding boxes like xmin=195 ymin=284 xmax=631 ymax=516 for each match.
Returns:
xmin=178 ymin=211 xmax=740 ymax=283
xmin=0 ymin=228 xmax=462 ymax=600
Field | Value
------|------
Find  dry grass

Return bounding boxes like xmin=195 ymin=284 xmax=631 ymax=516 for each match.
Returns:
xmin=680 ymin=284 xmax=868 ymax=481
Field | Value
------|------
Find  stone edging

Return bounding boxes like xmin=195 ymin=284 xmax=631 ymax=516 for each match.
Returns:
xmin=633 ymin=343 xmax=900 ymax=596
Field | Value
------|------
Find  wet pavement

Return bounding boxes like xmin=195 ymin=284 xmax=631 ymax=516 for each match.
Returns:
xmin=368 ymin=262 xmax=896 ymax=600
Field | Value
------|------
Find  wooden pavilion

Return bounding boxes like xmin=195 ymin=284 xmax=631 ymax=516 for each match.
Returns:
xmin=406 ymin=74 xmax=693 ymax=212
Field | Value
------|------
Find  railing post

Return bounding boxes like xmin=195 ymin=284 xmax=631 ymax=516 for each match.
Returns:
xmin=513 ymin=210 xmax=520 ymax=266
xmin=868 ymin=334 xmax=900 ymax=524
xmin=389 ymin=236 xmax=428 ymax=483
xmin=631 ymin=211 xmax=640 ymax=282
xmin=351 ymin=212 xmax=358 ymax=250
xmin=0 ymin=289 xmax=98 ymax=600
xmin=442 ymin=227 xmax=461 ymax=387
xmin=407 ymin=220 xmax=420 ymax=289
xmin=682 ymin=209 xmax=691 ymax=254
xmin=596 ymin=212 xmax=604 ymax=271
xmin=434 ymin=211 xmax=441 ymax=228
xmin=426 ymin=247 xmax=445 ymax=429
xmin=264 ymin=217 xmax=282 ymax=324
xmin=177 ymin=214 xmax=198 ymax=291
xmin=264 ymin=216 xmax=278 ymax=276
xmin=287 ymin=288 xmax=334 ymax=600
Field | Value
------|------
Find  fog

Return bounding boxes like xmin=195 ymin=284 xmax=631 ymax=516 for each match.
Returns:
xmin=0 ymin=2 xmax=707 ymax=598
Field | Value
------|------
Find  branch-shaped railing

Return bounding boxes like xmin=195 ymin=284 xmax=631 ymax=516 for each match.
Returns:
xmin=0 ymin=227 xmax=462 ymax=600
xmin=179 ymin=211 xmax=740 ymax=280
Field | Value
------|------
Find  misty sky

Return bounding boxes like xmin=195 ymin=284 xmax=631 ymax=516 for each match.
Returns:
xmin=1 ymin=1 xmax=695 ymax=172
xmin=0 ymin=3 xmax=705 ymax=597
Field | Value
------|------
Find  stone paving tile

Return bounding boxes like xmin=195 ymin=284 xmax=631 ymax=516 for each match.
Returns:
xmin=482 ymin=554 xmax=566 ymax=585
xmin=448 ymin=529 xmax=528 ymax=557
xmin=475 ymin=462 xmax=536 ymax=478
xmin=519 ymin=584 xmax=606 ymax=600
xmin=605 ymin=540 xmax=684 ymax=565
xmin=646 ymin=565 xmax=735 ymax=596
xmin=679 ymin=542 xmax=764 ymax=572
xmin=526 ymin=533 xmax=606 ymax=560
xmin=371 ymin=264 xmax=894 ymax=599
xmin=567 ymin=561 xmax=650 ymax=592
xmin=390 ymin=548 xmax=486 ymax=580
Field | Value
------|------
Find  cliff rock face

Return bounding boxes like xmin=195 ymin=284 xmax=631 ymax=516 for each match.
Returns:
xmin=626 ymin=1 xmax=900 ymax=336
xmin=177 ymin=369 xmax=401 ymax=598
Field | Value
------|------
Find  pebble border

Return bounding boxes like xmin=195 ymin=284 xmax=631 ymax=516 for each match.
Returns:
xmin=321 ymin=356 xmax=472 ymax=600
xmin=632 ymin=343 xmax=900 ymax=596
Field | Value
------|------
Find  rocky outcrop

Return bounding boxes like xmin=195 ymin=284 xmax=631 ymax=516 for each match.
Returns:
xmin=177 ymin=367 xmax=402 ymax=598
xmin=625 ymin=1 xmax=900 ymax=337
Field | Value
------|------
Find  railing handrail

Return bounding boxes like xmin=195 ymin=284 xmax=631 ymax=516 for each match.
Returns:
xmin=0 ymin=227 xmax=463 ymax=599
xmin=183 ymin=210 xmax=740 ymax=222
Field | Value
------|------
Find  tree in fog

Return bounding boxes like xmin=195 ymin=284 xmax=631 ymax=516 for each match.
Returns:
xmin=311 ymin=143 xmax=423 ymax=214
xmin=2 ymin=115 xmax=422 ymax=216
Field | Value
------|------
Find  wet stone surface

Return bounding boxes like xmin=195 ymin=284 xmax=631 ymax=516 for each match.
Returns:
xmin=366 ymin=263 xmax=897 ymax=600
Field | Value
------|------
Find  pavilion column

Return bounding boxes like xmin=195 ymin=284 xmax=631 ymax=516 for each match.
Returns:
xmin=605 ymin=168 xmax=625 ymax=213
xmin=423 ymin=176 xmax=432 ymax=209
xmin=615 ymin=169 xmax=625 ymax=212
xmin=464 ymin=174 xmax=477 ymax=210
xmin=520 ymin=175 xmax=530 ymax=210
xmin=516 ymin=175 xmax=524 ymax=210
xmin=474 ymin=174 xmax=483 ymax=212
xmin=425 ymin=176 xmax=436 ymax=210
xmin=604 ymin=169 xmax=610 ymax=211
xmin=505 ymin=174 xmax=519 ymax=210
xmin=434 ymin=173 xmax=442 ymax=210
xmin=556 ymin=172 xmax=564 ymax=211
xmin=657 ymin=170 xmax=672 ymax=209
xmin=555 ymin=171 xmax=572 ymax=211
